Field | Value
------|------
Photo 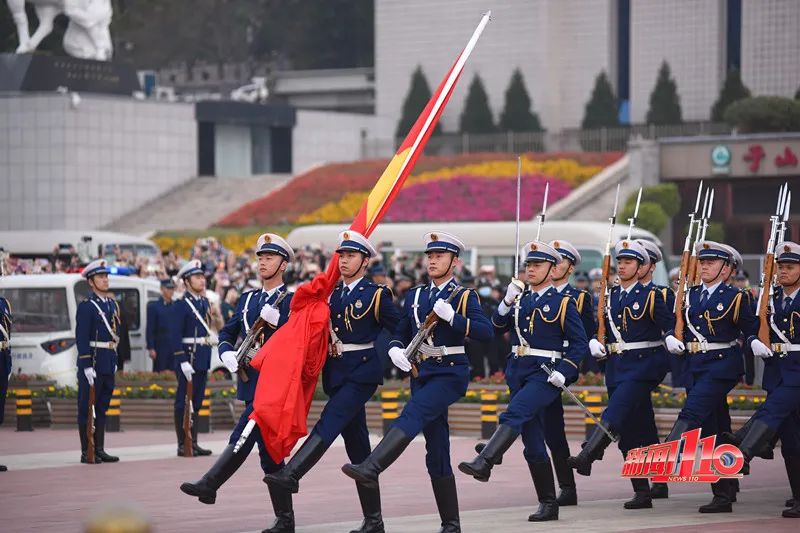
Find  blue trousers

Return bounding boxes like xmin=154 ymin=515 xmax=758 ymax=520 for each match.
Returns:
xmin=77 ymin=371 xmax=114 ymax=426
xmin=603 ymin=380 xmax=660 ymax=453
xmin=777 ymin=409 xmax=800 ymax=457
xmin=229 ymin=402 xmax=283 ymax=475
xmin=0 ymin=352 xmax=8 ymax=426
xmin=543 ymin=394 xmax=570 ymax=456
xmin=313 ymin=381 xmax=377 ymax=464
xmin=500 ymin=379 xmax=561 ymax=463
xmin=393 ymin=371 xmax=468 ymax=479
xmin=677 ymin=373 xmax=738 ymax=435
xmin=174 ymin=369 xmax=208 ymax=413
xmin=753 ymin=385 xmax=800 ymax=434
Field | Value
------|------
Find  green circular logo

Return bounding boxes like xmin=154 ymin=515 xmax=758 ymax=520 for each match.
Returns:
xmin=711 ymin=145 xmax=731 ymax=166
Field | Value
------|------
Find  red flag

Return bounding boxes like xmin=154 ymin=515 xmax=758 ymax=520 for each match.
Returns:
xmin=249 ymin=12 xmax=492 ymax=463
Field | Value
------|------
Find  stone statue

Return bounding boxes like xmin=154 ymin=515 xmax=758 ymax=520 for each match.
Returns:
xmin=6 ymin=0 xmax=113 ymax=61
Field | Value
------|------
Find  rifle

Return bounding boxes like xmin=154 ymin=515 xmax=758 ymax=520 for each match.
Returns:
xmin=757 ymin=184 xmax=790 ymax=345
xmin=86 ymin=331 xmax=97 ymax=463
xmin=235 ymin=291 xmax=289 ymax=382
xmin=405 ymin=286 xmax=463 ymax=378
xmin=674 ymin=182 xmax=705 ymax=342
xmin=690 ymin=188 xmax=714 ymax=286
xmin=183 ymin=328 xmax=195 ymax=458
xmin=535 ymin=180 xmax=549 ymax=242
xmin=626 ymin=187 xmax=643 ymax=239
xmin=510 ymin=156 xmax=525 ymax=292
xmin=596 ymin=183 xmax=620 ymax=345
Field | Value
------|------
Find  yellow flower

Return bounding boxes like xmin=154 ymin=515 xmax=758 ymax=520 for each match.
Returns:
xmin=168 ymin=388 xmax=175 ymax=394
xmin=48 ymin=386 xmax=55 ymax=392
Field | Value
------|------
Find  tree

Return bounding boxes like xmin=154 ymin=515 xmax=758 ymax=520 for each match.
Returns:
xmin=623 ymin=183 xmax=681 ymax=218
xmin=794 ymin=85 xmax=800 ymax=100
xmin=710 ymin=69 xmax=751 ymax=122
xmin=723 ymin=96 xmax=800 ymax=133
xmin=499 ymin=69 xmax=543 ymax=132
xmin=646 ymin=61 xmax=683 ymax=125
xmin=581 ymin=71 xmax=619 ymax=129
xmin=620 ymin=202 xmax=669 ymax=235
xmin=395 ymin=66 xmax=441 ymax=138
xmin=459 ymin=74 xmax=496 ymax=134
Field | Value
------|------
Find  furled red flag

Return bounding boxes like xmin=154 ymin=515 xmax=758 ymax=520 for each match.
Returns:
xmin=248 ymin=11 xmax=492 ymax=463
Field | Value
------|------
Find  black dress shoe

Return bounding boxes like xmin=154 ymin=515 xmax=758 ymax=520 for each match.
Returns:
xmin=624 ymin=493 xmax=653 ymax=509
xmin=181 ymin=444 xmax=249 ymax=504
xmin=0 ymin=465 xmax=7 ymax=472
xmin=458 ymin=425 xmax=518 ymax=482
xmin=342 ymin=428 xmax=412 ymax=490
xmin=264 ymin=433 xmax=329 ymax=494
xmin=699 ymin=496 xmax=732 ymax=513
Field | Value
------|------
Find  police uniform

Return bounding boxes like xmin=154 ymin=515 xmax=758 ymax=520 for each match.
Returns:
xmin=146 ymin=279 xmax=178 ymax=372
xmin=567 ymin=240 xmax=674 ymax=509
xmin=342 ymin=231 xmax=493 ymax=533
xmin=171 ymin=259 xmax=215 ymax=457
xmin=665 ymin=241 xmax=760 ymax=513
xmin=265 ymin=231 xmax=401 ymax=533
xmin=725 ymin=241 xmax=800 ymax=518
xmin=75 ymin=259 xmax=121 ymax=463
xmin=180 ymin=234 xmax=296 ymax=533
xmin=1 ymin=295 xmax=12 ymax=471
xmin=543 ymin=240 xmax=594 ymax=507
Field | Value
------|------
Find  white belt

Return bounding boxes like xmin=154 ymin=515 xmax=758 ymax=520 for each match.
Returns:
xmin=340 ymin=342 xmax=375 ymax=353
xmin=0 ymin=341 xmax=9 ymax=349
xmin=687 ymin=340 xmax=738 ymax=354
xmin=89 ymin=341 xmax=117 ymax=350
xmin=182 ymin=337 xmax=217 ymax=346
xmin=772 ymin=343 xmax=800 ymax=354
xmin=511 ymin=346 xmax=563 ymax=359
xmin=418 ymin=345 xmax=466 ymax=360
xmin=606 ymin=340 xmax=663 ymax=354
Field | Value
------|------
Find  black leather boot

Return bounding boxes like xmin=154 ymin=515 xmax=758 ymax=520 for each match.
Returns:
xmin=0 ymin=465 xmax=6 ymax=472
xmin=264 ymin=432 xmax=329 ymax=493
xmin=699 ymin=479 xmax=733 ymax=513
xmin=192 ymin=413 xmax=212 ymax=456
xmin=721 ymin=417 xmax=776 ymax=460
xmin=650 ymin=482 xmax=668 ymax=499
xmin=458 ymin=424 xmax=518 ymax=482
xmin=567 ymin=427 xmax=614 ymax=476
xmin=349 ymin=482 xmax=385 ymax=533
xmin=181 ymin=444 xmax=249 ymax=504
xmin=94 ymin=423 xmax=119 ymax=463
xmin=783 ymin=456 xmax=800 ymax=518
xmin=664 ymin=418 xmax=692 ymax=444
xmin=431 ymin=474 xmax=460 ymax=533
xmin=262 ymin=482 xmax=295 ymax=533
xmin=79 ymin=424 xmax=100 ymax=464
xmin=738 ymin=419 xmax=777 ymax=475
xmin=552 ymin=450 xmax=577 ymax=506
xmin=474 ymin=442 xmax=502 ymax=464
xmin=624 ymin=478 xmax=653 ymax=509
xmin=175 ymin=411 xmax=188 ymax=457
xmin=342 ymin=428 xmax=412 ymax=490
xmin=528 ymin=461 xmax=559 ymax=521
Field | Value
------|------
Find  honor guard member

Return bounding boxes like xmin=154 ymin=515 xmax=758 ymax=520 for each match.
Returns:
xmin=75 ymin=259 xmax=121 ymax=463
xmin=459 ymin=241 xmax=587 ymax=522
xmin=265 ymin=231 xmax=401 ymax=533
xmin=181 ymin=233 xmax=295 ymax=533
xmin=146 ymin=279 xmax=178 ymax=372
xmin=663 ymin=240 xmax=765 ymax=513
xmin=723 ymin=242 xmax=800 ymax=518
xmin=568 ymin=240 xmax=676 ymax=510
xmin=342 ymin=231 xmax=493 ymax=533
xmin=172 ymin=259 xmax=215 ymax=457
xmin=0 ymin=290 xmax=12 ymax=472
xmin=542 ymin=239 xmax=594 ymax=506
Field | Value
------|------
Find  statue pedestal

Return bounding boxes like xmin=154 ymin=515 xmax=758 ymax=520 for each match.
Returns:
xmin=0 ymin=53 xmax=140 ymax=95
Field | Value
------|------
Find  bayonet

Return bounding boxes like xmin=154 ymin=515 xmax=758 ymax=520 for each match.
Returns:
xmin=626 ymin=187 xmax=643 ymax=239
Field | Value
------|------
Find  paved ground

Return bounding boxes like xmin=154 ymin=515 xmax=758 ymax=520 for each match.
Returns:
xmin=0 ymin=426 xmax=797 ymax=532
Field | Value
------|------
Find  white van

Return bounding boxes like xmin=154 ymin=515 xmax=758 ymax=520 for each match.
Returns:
xmin=0 ymin=274 xmax=224 ymax=387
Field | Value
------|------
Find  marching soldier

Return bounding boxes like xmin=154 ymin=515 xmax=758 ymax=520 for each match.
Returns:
xmin=663 ymin=240 xmax=765 ymax=513
xmin=171 ymin=259 xmax=215 ymax=457
xmin=75 ymin=259 xmax=121 ymax=463
xmin=723 ymin=241 xmax=800 ymax=518
xmin=459 ymin=240 xmax=587 ymax=522
xmin=342 ymin=231 xmax=493 ymax=533
xmin=265 ymin=231 xmax=401 ymax=533
xmin=568 ymin=240 xmax=676 ymax=509
xmin=181 ymin=234 xmax=295 ymax=533
xmin=0 ymin=289 xmax=12 ymax=472
xmin=146 ymin=279 xmax=178 ymax=372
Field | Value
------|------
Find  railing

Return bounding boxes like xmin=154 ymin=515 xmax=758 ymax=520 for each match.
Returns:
xmin=361 ymin=122 xmax=733 ymax=158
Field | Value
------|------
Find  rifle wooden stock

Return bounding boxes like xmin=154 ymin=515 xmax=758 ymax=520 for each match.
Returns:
xmin=757 ymin=253 xmax=776 ymax=345
xmin=86 ymin=384 xmax=96 ymax=463
xmin=183 ymin=379 xmax=193 ymax=457
xmin=674 ymin=250 xmax=690 ymax=342
xmin=688 ymin=255 xmax=699 ymax=287
xmin=596 ymin=254 xmax=611 ymax=345
xmin=410 ymin=313 xmax=441 ymax=378
xmin=237 ymin=317 xmax=266 ymax=383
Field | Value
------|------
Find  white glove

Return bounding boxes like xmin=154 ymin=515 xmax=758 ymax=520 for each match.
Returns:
xmin=547 ymin=370 xmax=566 ymax=388
xmin=589 ymin=338 xmax=607 ymax=359
xmin=503 ymin=281 xmax=523 ymax=305
xmin=388 ymin=346 xmax=412 ymax=372
xmin=221 ymin=350 xmax=239 ymax=373
xmin=260 ymin=303 xmax=280 ymax=326
xmin=83 ymin=367 xmax=96 ymax=386
xmin=208 ymin=332 xmax=219 ymax=346
xmin=180 ymin=361 xmax=195 ymax=381
xmin=665 ymin=335 xmax=686 ymax=355
xmin=433 ymin=300 xmax=455 ymax=324
xmin=750 ymin=338 xmax=772 ymax=359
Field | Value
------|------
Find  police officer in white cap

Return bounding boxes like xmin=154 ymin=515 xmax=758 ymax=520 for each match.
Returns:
xmin=76 ymin=259 xmax=121 ymax=463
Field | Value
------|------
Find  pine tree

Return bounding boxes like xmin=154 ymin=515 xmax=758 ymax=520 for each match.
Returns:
xmin=459 ymin=74 xmax=496 ymax=134
xmin=395 ymin=66 xmax=441 ymax=138
xmin=646 ymin=61 xmax=683 ymax=125
xmin=710 ymin=69 xmax=751 ymax=122
xmin=499 ymin=69 xmax=543 ymax=132
xmin=581 ymin=71 xmax=619 ymax=129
